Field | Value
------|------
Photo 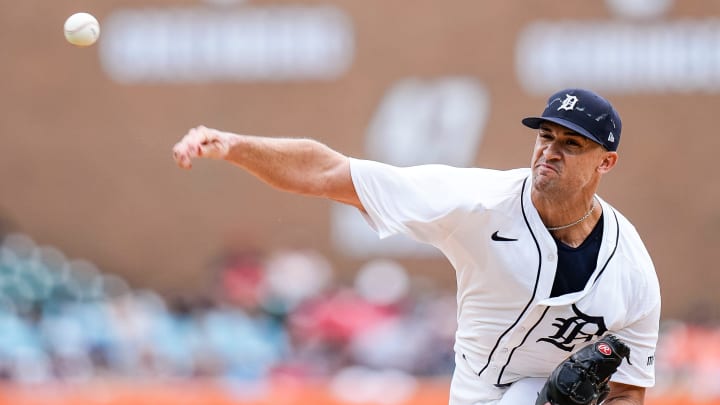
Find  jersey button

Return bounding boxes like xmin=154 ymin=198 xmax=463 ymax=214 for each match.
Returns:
xmin=547 ymin=253 xmax=556 ymax=261
xmin=501 ymin=347 xmax=509 ymax=353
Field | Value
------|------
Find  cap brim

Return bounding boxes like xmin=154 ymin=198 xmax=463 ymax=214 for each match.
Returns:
xmin=522 ymin=116 xmax=604 ymax=146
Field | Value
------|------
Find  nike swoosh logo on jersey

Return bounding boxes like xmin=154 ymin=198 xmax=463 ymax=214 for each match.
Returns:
xmin=491 ymin=231 xmax=518 ymax=241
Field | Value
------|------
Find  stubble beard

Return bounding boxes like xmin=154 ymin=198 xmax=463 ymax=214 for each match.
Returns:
xmin=531 ymin=170 xmax=565 ymax=199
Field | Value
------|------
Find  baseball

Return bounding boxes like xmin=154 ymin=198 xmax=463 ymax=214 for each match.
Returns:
xmin=64 ymin=12 xmax=100 ymax=47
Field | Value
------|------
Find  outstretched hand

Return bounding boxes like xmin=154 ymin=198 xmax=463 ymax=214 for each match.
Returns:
xmin=172 ymin=125 xmax=232 ymax=169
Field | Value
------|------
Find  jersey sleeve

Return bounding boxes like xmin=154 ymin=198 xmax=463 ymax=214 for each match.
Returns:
xmin=349 ymin=158 xmax=483 ymax=244
xmin=608 ymin=218 xmax=662 ymax=388
xmin=610 ymin=270 xmax=661 ymax=387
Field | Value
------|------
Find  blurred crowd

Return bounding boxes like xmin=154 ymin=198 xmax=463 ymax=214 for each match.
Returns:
xmin=0 ymin=232 xmax=718 ymax=399
xmin=653 ymin=319 xmax=720 ymax=398
xmin=0 ymin=233 xmax=455 ymax=390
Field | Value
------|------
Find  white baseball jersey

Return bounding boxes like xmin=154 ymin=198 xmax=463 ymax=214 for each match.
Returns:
xmin=349 ymin=159 xmax=661 ymax=404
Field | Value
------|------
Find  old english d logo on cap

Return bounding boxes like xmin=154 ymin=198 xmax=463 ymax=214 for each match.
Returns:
xmin=558 ymin=94 xmax=579 ymax=111
xmin=521 ymin=88 xmax=622 ymax=151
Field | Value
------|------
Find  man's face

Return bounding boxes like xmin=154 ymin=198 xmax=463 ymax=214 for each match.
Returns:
xmin=530 ymin=122 xmax=616 ymax=196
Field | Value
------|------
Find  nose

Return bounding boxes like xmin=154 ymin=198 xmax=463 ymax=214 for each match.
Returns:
xmin=542 ymin=141 xmax=562 ymax=160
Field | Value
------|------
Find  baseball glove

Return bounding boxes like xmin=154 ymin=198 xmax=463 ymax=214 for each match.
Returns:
xmin=535 ymin=334 xmax=631 ymax=405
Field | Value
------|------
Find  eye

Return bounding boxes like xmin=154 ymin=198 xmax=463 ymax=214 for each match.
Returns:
xmin=539 ymin=132 xmax=553 ymax=140
xmin=566 ymin=139 xmax=580 ymax=147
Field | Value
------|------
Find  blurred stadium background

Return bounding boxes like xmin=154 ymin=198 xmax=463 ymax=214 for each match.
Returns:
xmin=1 ymin=0 xmax=719 ymax=403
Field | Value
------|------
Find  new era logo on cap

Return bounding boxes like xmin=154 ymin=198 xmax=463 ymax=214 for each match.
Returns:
xmin=521 ymin=88 xmax=622 ymax=151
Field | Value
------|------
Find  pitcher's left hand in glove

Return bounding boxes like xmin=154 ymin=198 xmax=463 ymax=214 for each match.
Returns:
xmin=535 ymin=334 xmax=631 ymax=405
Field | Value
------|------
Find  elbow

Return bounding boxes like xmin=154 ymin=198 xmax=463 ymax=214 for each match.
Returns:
xmin=321 ymin=161 xmax=363 ymax=210
xmin=281 ymin=162 xmax=342 ymax=198
xmin=314 ymin=164 xmax=346 ymax=198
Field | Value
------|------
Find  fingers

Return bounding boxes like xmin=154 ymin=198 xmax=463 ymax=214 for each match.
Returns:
xmin=172 ymin=125 xmax=219 ymax=169
xmin=172 ymin=145 xmax=193 ymax=169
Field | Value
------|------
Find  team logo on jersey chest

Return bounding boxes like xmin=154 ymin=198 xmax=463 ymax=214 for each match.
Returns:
xmin=537 ymin=304 xmax=608 ymax=352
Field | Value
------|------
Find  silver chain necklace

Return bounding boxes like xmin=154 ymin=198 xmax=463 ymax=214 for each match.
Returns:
xmin=546 ymin=197 xmax=597 ymax=231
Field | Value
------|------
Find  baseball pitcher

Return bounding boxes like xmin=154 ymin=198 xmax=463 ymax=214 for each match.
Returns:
xmin=172 ymin=88 xmax=660 ymax=405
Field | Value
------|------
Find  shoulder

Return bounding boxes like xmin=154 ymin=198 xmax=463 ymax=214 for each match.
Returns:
xmin=607 ymin=205 xmax=655 ymax=270
xmin=603 ymin=201 xmax=661 ymax=304
xmin=412 ymin=165 xmax=529 ymax=191
xmin=349 ymin=159 xmax=530 ymax=194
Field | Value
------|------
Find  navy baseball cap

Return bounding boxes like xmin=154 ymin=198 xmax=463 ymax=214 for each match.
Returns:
xmin=522 ymin=88 xmax=622 ymax=151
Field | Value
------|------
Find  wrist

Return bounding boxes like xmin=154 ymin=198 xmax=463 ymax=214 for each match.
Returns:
xmin=223 ymin=133 xmax=246 ymax=162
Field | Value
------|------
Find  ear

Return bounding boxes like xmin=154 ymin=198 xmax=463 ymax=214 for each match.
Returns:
xmin=597 ymin=152 xmax=618 ymax=174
